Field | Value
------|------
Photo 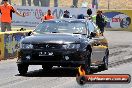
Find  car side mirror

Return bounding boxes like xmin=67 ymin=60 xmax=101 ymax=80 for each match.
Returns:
xmin=28 ymin=31 xmax=33 ymax=36
xmin=90 ymin=32 xmax=96 ymax=38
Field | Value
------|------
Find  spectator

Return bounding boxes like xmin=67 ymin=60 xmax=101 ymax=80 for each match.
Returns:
xmin=27 ymin=0 xmax=31 ymax=6
xmin=42 ymin=9 xmax=54 ymax=20
xmin=22 ymin=0 xmax=26 ymax=6
xmin=96 ymin=10 xmax=107 ymax=35
xmin=33 ymin=0 xmax=39 ymax=6
xmin=54 ymin=0 xmax=58 ymax=7
xmin=87 ymin=8 xmax=93 ymax=20
xmin=0 ymin=0 xmax=25 ymax=32
xmin=92 ymin=0 xmax=98 ymax=9
xmin=63 ymin=10 xmax=70 ymax=18
xmin=71 ymin=0 xmax=78 ymax=8
xmin=40 ymin=0 xmax=50 ymax=7
xmin=22 ymin=0 xmax=31 ymax=6
xmin=77 ymin=14 xmax=85 ymax=19
xmin=40 ymin=0 xmax=44 ymax=6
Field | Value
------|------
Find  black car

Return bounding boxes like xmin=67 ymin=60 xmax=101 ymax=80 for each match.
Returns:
xmin=17 ymin=19 xmax=109 ymax=75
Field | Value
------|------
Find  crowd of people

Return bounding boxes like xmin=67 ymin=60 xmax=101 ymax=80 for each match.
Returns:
xmin=0 ymin=0 xmax=106 ymax=35
xmin=0 ymin=0 xmax=79 ymax=7
xmin=1 ymin=0 xmax=98 ymax=8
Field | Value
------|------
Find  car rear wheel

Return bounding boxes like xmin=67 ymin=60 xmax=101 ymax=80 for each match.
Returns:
xmin=42 ymin=65 xmax=53 ymax=71
xmin=17 ymin=64 xmax=28 ymax=75
xmin=99 ymin=49 xmax=109 ymax=70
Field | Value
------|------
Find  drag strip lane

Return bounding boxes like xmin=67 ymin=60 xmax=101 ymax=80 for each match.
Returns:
xmin=0 ymin=31 xmax=132 ymax=88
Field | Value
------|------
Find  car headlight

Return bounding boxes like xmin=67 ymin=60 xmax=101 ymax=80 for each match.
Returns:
xmin=20 ymin=43 xmax=33 ymax=49
xmin=62 ymin=44 xmax=80 ymax=49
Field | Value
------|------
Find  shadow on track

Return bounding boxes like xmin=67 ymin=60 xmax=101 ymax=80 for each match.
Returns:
xmin=16 ymin=67 xmax=105 ymax=77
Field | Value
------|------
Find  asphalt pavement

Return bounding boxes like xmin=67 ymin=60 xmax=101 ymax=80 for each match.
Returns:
xmin=0 ymin=31 xmax=132 ymax=88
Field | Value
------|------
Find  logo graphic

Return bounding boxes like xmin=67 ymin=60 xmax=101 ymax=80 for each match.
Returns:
xmin=35 ymin=9 xmax=43 ymax=19
xmin=103 ymin=12 xmax=131 ymax=29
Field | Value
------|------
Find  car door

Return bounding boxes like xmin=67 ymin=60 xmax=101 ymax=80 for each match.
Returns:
xmin=87 ymin=21 xmax=107 ymax=65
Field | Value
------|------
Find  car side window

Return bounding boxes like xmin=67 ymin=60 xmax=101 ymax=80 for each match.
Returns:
xmin=88 ymin=21 xmax=96 ymax=33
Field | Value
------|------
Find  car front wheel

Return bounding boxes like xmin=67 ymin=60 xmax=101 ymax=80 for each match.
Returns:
xmin=17 ymin=64 xmax=28 ymax=75
xmin=82 ymin=50 xmax=91 ymax=75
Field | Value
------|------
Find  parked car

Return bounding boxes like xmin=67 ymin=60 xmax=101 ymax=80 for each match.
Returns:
xmin=17 ymin=19 xmax=109 ymax=75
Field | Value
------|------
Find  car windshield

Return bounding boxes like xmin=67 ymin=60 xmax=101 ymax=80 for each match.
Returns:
xmin=34 ymin=21 xmax=87 ymax=34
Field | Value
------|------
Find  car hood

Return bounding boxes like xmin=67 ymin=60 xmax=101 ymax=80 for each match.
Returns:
xmin=21 ymin=33 xmax=87 ymax=44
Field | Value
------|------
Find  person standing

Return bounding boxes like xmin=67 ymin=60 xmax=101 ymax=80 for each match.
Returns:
xmin=0 ymin=0 xmax=25 ymax=32
xmin=92 ymin=0 xmax=98 ymax=9
xmin=54 ymin=0 xmax=58 ymax=7
xmin=72 ymin=0 xmax=78 ymax=8
xmin=27 ymin=0 xmax=31 ymax=6
xmin=33 ymin=0 xmax=39 ymax=6
xmin=63 ymin=10 xmax=70 ymax=18
xmin=96 ymin=10 xmax=107 ymax=35
xmin=22 ymin=0 xmax=31 ymax=6
xmin=40 ymin=0 xmax=50 ymax=7
xmin=44 ymin=0 xmax=50 ymax=7
xmin=87 ymin=8 xmax=93 ymax=20
xmin=22 ymin=0 xmax=26 ymax=6
xmin=42 ymin=9 xmax=54 ymax=20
